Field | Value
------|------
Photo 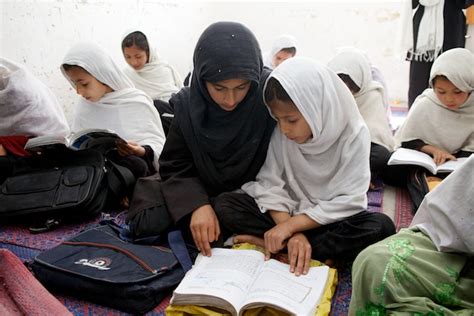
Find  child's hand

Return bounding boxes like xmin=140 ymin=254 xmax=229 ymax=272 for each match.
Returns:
xmin=421 ymin=145 xmax=456 ymax=165
xmin=287 ymin=233 xmax=311 ymax=276
xmin=190 ymin=204 xmax=221 ymax=257
xmin=116 ymin=140 xmax=146 ymax=157
xmin=263 ymin=222 xmax=292 ymax=260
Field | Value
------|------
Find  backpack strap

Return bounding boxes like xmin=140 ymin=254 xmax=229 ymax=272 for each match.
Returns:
xmin=167 ymin=230 xmax=193 ymax=272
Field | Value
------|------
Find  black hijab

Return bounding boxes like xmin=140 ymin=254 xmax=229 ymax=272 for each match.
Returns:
xmin=170 ymin=21 xmax=275 ymax=193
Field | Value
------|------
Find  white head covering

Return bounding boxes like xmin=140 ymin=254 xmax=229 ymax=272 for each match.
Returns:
xmin=122 ymin=28 xmax=182 ymax=102
xmin=410 ymin=155 xmax=474 ymax=254
xmin=242 ymin=57 xmax=371 ymax=225
xmin=328 ymin=50 xmax=395 ymax=151
xmin=61 ymin=41 xmax=165 ymax=169
xmin=263 ymin=34 xmax=298 ymax=69
xmin=395 ymin=48 xmax=474 ymax=153
xmin=0 ymin=57 xmax=69 ymax=137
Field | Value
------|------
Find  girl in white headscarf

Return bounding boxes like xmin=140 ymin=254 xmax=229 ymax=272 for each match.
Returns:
xmin=395 ymin=48 xmax=474 ymax=208
xmin=328 ymin=49 xmax=406 ymax=187
xmin=263 ymin=34 xmax=298 ymax=69
xmin=214 ymin=57 xmax=395 ymax=275
xmin=350 ymin=155 xmax=474 ymax=315
xmin=122 ymin=29 xmax=182 ymax=135
xmin=61 ymin=41 xmax=165 ymax=181
xmin=0 ymin=57 xmax=70 ymax=182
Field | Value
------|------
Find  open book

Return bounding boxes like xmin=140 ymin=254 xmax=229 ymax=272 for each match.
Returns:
xmin=170 ymin=248 xmax=330 ymax=316
xmin=25 ymin=128 xmax=126 ymax=151
xmin=388 ymin=148 xmax=470 ymax=174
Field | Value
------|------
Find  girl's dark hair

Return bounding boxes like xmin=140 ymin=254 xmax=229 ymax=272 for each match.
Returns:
xmin=279 ymin=47 xmax=296 ymax=56
xmin=62 ymin=64 xmax=86 ymax=73
xmin=338 ymin=73 xmax=360 ymax=94
xmin=122 ymin=31 xmax=150 ymax=62
xmin=431 ymin=75 xmax=448 ymax=86
xmin=264 ymin=77 xmax=294 ymax=104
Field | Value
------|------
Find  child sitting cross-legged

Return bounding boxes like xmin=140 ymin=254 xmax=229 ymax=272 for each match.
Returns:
xmin=213 ymin=57 xmax=396 ymax=275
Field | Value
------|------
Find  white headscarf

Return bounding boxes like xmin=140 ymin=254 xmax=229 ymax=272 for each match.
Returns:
xmin=411 ymin=155 xmax=474 ymax=254
xmin=399 ymin=0 xmax=445 ymax=62
xmin=395 ymin=48 xmax=474 ymax=153
xmin=61 ymin=41 xmax=165 ymax=169
xmin=0 ymin=57 xmax=69 ymax=137
xmin=328 ymin=50 xmax=395 ymax=151
xmin=263 ymin=34 xmax=298 ymax=69
xmin=122 ymin=28 xmax=182 ymax=102
xmin=242 ymin=57 xmax=371 ymax=225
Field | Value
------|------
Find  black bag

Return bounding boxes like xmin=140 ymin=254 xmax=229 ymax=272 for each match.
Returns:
xmin=0 ymin=149 xmax=134 ymax=232
xmin=31 ymin=224 xmax=192 ymax=314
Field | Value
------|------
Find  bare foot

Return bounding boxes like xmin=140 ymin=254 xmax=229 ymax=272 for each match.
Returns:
xmin=234 ymin=234 xmax=265 ymax=248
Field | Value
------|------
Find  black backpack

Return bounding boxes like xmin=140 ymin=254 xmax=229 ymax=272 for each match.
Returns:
xmin=0 ymin=149 xmax=134 ymax=232
xmin=31 ymin=224 xmax=192 ymax=314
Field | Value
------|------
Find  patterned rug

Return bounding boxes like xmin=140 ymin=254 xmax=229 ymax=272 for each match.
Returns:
xmin=0 ymin=188 xmax=413 ymax=316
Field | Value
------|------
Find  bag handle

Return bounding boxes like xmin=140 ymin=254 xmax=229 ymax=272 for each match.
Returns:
xmin=167 ymin=230 xmax=193 ymax=272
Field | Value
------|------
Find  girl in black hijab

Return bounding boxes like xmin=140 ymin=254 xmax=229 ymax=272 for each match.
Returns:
xmin=159 ymin=21 xmax=275 ymax=256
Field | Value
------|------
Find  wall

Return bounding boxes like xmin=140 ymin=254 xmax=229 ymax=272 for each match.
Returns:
xmin=1 ymin=0 xmax=408 ymax=123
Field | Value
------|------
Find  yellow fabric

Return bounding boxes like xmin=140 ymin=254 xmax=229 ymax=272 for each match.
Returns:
xmin=165 ymin=243 xmax=338 ymax=316
xmin=426 ymin=176 xmax=442 ymax=192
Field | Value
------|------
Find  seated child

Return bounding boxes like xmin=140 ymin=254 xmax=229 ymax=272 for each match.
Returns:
xmin=61 ymin=41 xmax=165 ymax=182
xmin=0 ymin=57 xmax=70 ymax=183
xmin=328 ymin=49 xmax=406 ymax=187
xmin=349 ymin=155 xmax=474 ymax=315
xmin=394 ymin=48 xmax=474 ymax=209
xmin=122 ymin=29 xmax=182 ymax=102
xmin=122 ymin=29 xmax=182 ymax=135
xmin=214 ymin=57 xmax=395 ymax=275
xmin=263 ymin=34 xmax=298 ymax=69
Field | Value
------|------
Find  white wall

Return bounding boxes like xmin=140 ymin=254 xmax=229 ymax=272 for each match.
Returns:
xmin=1 ymin=0 xmax=408 ymax=124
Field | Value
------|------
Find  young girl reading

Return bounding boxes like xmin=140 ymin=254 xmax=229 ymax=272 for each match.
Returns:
xmin=122 ymin=29 xmax=182 ymax=134
xmin=349 ymin=155 xmax=474 ymax=315
xmin=61 ymin=41 xmax=165 ymax=180
xmin=328 ymin=49 xmax=405 ymax=187
xmin=122 ymin=29 xmax=182 ymax=102
xmin=394 ymin=48 xmax=474 ymax=208
xmin=263 ymin=34 xmax=298 ymax=69
xmin=155 ymin=22 xmax=276 ymax=256
xmin=213 ymin=57 xmax=395 ymax=275
xmin=1 ymin=57 xmax=70 ymax=183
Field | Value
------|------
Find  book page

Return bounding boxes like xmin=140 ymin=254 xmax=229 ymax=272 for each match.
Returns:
xmin=24 ymin=135 xmax=69 ymax=150
xmin=241 ymin=259 xmax=330 ymax=316
xmin=388 ymin=148 xmax=436 ymax=174
xmin=437 ymin=157 xmax=470 ymax=173
xmin=171 ymin=248 xmax=265 ymax=313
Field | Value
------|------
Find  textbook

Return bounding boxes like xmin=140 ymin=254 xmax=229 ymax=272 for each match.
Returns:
xmin=170 ymin=248 xmax=331 ymax=316
xmin=388 ymin=148 xmax=470 ymax=174
xmin=25 ymin=128 xmax=126 ymax=151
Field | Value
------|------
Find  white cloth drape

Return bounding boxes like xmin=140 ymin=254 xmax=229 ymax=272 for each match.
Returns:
xmin=122 ymin=28 xmax=182 ymax=101
xmin=61 ymin=41 xmax=165 ymax=169
xmin=395 ymin=48 xmax=474 ymax=153
xmin=411 ymin=155 xmax=474 ymax=254
xmin=242 ymin=57 xmax=370 ymax=225
xmin=0 ymin=57 xmax=70 ymax=137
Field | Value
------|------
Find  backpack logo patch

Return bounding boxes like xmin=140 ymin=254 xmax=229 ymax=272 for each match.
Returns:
xmin=74 ymin=257 xmax=112 ymax=270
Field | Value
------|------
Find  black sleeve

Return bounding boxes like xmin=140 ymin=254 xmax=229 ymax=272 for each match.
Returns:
xmin=401 ymin=139 xmax=427 ymax=151
xmin=159 ymin=119 xmax=210 ymax=223
xmin=455 ymin=150 xmax=474 ymax=158
xmin=141 ymin=145 xmax=156 ymax=174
